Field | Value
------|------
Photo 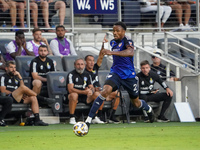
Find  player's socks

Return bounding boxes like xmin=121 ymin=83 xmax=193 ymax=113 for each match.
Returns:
xmin=86 ymin=94 xmax=106 ymax=123
xmin=139 ymin=100 xmax=151 ymax=112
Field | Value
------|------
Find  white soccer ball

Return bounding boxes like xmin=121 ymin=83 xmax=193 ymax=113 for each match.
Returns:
xmin=73 ymin=121 xmax=88 ymax=137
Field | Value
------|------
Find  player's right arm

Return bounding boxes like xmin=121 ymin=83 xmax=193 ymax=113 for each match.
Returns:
xmin=102 ymin=46 xmax=134 ymax=57
xmin=67 ymin=83 xmax=91 ymax=95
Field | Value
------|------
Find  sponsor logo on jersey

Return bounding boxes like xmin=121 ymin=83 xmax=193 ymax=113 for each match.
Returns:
xmin=8 ymin=79 xmax=11 ymax=83
xmin=40 ymin=65 xmax=43 ymax=70
xmin=76 ymin=78 xmax=78 ymax=82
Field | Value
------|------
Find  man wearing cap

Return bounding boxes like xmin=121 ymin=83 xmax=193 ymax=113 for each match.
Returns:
xmin=151 ymin=51 xmax=178 ymax=81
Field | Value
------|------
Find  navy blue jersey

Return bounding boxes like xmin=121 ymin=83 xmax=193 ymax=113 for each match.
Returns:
xmin=110 ymin=36 xmax=135 ymax=79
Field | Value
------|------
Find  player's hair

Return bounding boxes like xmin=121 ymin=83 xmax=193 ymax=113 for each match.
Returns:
xmin=84 ymin=55 xmax=94 ymax=61
xmin=140 ymin=60 xmax=150 ymax=67
xmin=6 ymin=61 xmax=16 ymax=67
xmin=38 ymin=44 xmax=48 ymax=50
xmin=74 ymin=58 xmax=85 ymax=65
xmin=114 ymin=21 xmax=127 ymax=31
xmin=32 ymin=28 xmax=42 ymax=34
xmin=56 ymin=25 xmax=65 ymax=31
xmin=15 ymin=30 xmax=24 ymax=37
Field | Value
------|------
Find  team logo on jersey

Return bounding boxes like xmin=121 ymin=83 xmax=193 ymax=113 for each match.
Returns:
xmin=59 ymin=76 xmax=65 ymax=83
xmin=129 ymin=41 xmax=133 ymax=46
xmin=132 ymin=72 xmax=135 ymax=75
xmin=141 ymin=81 xmax=144 ymax=85
xmin=84 ymin=77 xmax=87 ymax=82
xmin=15 ymin=86 xmax=18 ymax=89
xmin=157 ymin=71 xmax=160 ymax=75
xmin=40 ymin=65 xmax=43 ymax=70
xmin=8 ymin=79 xmax=11 ymax=83
xmin=76 ymin=78 xmax=78 ymax=82
xmin=64 ymin=48 xmax=67 ymax=51
xmin=92 ymin=70 xmax=96 ymax=74
xmin=47 ymin=62 xmax=51 ymax=69
xmin=15 ymin=79 xmax=18 ymax=84
xmin=150 ymin=78 xmax=153 ymax=84
xmin=119 ymin=43 xmax=122 ymax=47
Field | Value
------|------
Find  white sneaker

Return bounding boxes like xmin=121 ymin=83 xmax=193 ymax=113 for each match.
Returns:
xmin=92 ymin=116 xmax=104 ymax=124
xmin=184 ymin=24 xmax=191 ymax=29
xmin=69 ymin=117 xmax=76 ymax=125
xmin=179 ymin=23 xmax=184 ymax=29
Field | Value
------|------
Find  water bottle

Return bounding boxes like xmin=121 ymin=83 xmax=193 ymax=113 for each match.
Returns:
xmin=182 ymin=64 xmax=188 ymax=68
xmin=51 ymin=22 xmax=56 ymax=29
xmin=1 ymin=21 xmax=7 ymax=32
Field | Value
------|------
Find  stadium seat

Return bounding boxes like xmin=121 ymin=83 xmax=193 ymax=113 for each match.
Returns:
xmin=47 ymin=71 xmax=91 ymax=115
xmin=15 ymin=56 xmax=35 ymax=88
xmin=47 ymin=55 xmax=64 ymax=71
xmin=180 ymin=38 xmax=200 ymax=65
xmin=0 ymin=39 xmax=10 ymax=60
xmin=62 ymin=55 xmax=78 ymax=72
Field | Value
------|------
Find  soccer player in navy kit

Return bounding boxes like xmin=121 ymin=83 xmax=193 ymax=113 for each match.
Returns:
xmin=85 ymin=21 xmax=155 ymax=129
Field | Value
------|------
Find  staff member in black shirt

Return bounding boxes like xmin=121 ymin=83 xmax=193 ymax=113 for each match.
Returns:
xmin=0 ymin=61 xmax=48 ymax=126
xmin=66 ymin=58 xmax=103 ymax=125
xmin=137 ymin=60 xmax=173 ymax=122
xmin=30 ymin=45 xmax=55 ymax=106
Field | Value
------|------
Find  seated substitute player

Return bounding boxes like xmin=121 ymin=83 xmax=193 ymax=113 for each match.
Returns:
xmin=137 ymin=60 xmax=173 ymax=122
xmin=29 ymin=45 xmax=55 ymax=107
xmin=6 ymin=30 xmax=35 ymax=61
xmin=85 ymin=21 xmax=154 ymax=130
xmin=50 ymin=25 xmax=77 ymax=57
xmin=0 ymin=61 xmax=48 ymax=126
xmin=26 ymin=28 xmax=53 ymax=56
xmin=66 ymin=58 xmax=104 ymax=125
xmin=85 ymin=53 xmax=120 ymax=123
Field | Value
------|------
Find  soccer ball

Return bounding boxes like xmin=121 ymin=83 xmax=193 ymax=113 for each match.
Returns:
xmin=73 ymin=121 xmax=88 ymax=137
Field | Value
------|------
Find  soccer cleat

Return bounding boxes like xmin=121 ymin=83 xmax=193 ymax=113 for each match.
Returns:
xmin=157 ymin=116 xmax=170 ymax=123
xmin=144 ymin=116 xmax=150 ymax=123
xmin=108 ymin=116 xmax=120 ymax=124
xmin=34 ymin=120 xmax=48 ymax=126
xmin=69 ymin=117 xmax=76 ymax=125
xmin=92 ymin=116 xmax=104 ymax=124
xmin=85 ymin=122 xmax=90 ymax=130
xmin=0 ymin=120 xmax=7 ymax=127
xmin=147 ymin=106 xmax=155 ymax=123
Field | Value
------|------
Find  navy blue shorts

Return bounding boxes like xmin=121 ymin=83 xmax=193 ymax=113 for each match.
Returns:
xmin=104 ymin=73 xmax=139 ymax=99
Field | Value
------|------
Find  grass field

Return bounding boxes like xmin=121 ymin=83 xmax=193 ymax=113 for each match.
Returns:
xmin=0 ymin=122 xmax=200 ymax=150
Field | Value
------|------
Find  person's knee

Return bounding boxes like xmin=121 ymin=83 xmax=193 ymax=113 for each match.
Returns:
xmin=32 ymin=79 xmax=42 ymax=88
xmin=41 ymin=1 xmax=48 ymax=8
xmin=29 ymin=96 xmax=38 ymax=103
xmin=131 ymin=97 xmax=141 ymax=108
xmin=68 ymin=93 xmax=78 ymax=102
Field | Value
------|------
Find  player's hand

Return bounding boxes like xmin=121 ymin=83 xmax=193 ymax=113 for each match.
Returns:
xmin=102 ymin=49 xmax=112 ymax=56
xmin=166 ymin=88 xmax=173 ymax=97
xmin=95 ymin=87 xmax=102 ymax=92
xmin=41 ymin=37 xmax=48 ymax=45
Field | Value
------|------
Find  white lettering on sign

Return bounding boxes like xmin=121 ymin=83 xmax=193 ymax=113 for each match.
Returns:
xmin=100 ymin=0 xmax=114 ymax=10
xmin=76 ymin=0 xmax=91 ymax=10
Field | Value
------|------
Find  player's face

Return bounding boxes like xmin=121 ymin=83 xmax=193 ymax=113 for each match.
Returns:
xmin=75 ymin=59 xmax=85 ymax=74
xmin=6 ymin=64 xmax=16 ymax=76
xmin=141 ymin=64 xmax=150 ymax=76
xmin=15 ymin=34 xmax=25 ymax=45
xmin=113 ymin=25 xmax=125 ymax=41
xmin=38 ymin=47 xmax=48 ymax=59
xmin=56 ymin=27 xmax=65 ymax=39
xmin=33 ymin=31 xmax=42 ymax=42
xmin=85 ymin=56 xmax=94 ymax=70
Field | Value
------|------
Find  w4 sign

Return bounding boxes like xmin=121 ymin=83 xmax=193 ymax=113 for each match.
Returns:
xmin=73 ymin=0 xmax=118 ymax=14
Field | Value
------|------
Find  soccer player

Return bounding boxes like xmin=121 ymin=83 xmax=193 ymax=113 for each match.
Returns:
xmin=85 ymin=21 xmax=155 ymax=129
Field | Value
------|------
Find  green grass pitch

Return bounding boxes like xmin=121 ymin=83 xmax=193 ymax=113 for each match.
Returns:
xmin=0 ymin=122 xmax=200 ymax=150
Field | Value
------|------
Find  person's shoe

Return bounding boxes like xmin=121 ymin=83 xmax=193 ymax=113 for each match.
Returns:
xmin=157 ymin=116 xmax=170 ymax=123
xmin=34 ymin=120 xmax=48 ymax=126
xmin=144 ymin=116 xmax=150 ymax=123
xmin=10 ymin=25 xmax=19 ymax=32
xmin=92 ymin=116 xmax=104 ymax=124
xmin=0 ymin=120 xmax=7 ymax=127
xmin=69 ymin=117 xmax=76 ymax=125
xmin=147 ymin=106 xmax=155 ymax=123
xmin=85 ymin=122 xmax=90 ymax=130
xmin=179 ymin=23 xmax=184 ymax=29
xmin=108 ymin=116 xmax=120 ymax=124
